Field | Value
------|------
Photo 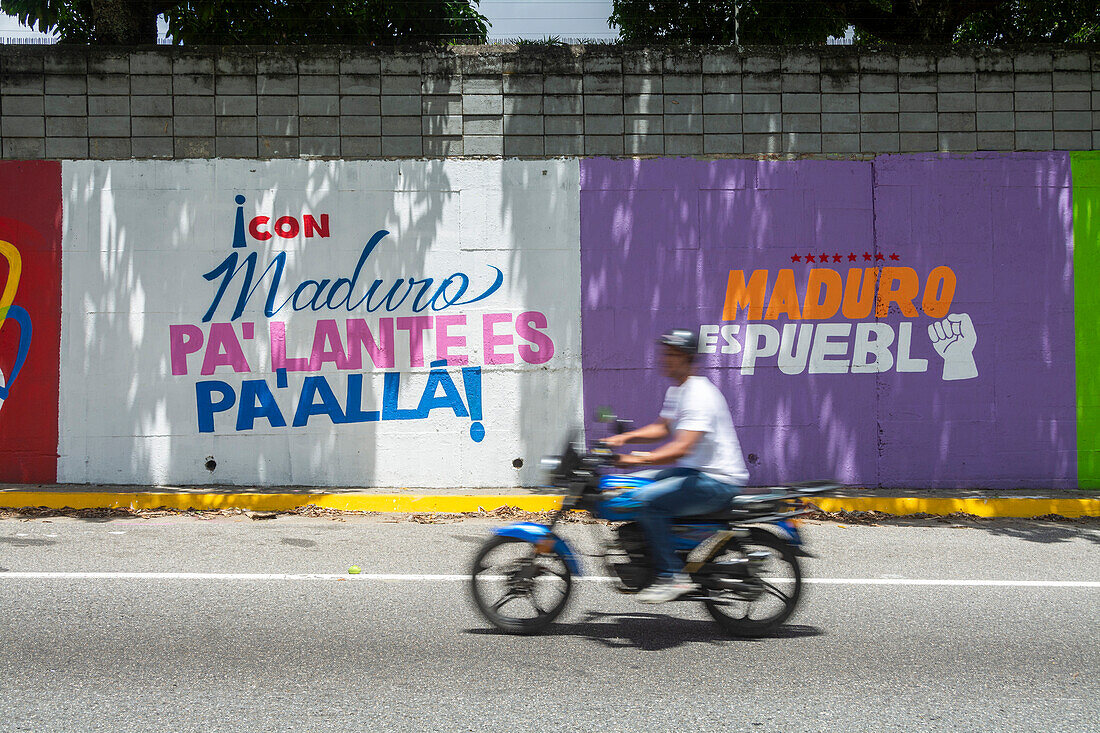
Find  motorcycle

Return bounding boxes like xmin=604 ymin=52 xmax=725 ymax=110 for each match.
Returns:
xmin=469 ymin=416 xmax=838 ymax=637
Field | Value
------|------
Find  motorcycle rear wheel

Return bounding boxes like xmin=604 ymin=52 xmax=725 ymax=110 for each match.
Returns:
xmin=470 ymin=535 xmax=573 ymax=635
xmin=703 ymin=527 xmax=802 ymax=637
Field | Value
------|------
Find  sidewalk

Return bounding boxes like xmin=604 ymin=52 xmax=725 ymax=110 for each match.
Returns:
xmin=1 ymin=484 xmax=1097 ymax=518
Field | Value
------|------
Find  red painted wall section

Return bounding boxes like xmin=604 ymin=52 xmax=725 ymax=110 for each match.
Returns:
xmin=0 ymin=161 xmax=62 ymax=482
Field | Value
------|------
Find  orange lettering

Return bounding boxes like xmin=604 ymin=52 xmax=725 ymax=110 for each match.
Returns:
xmin=802 ymin=268 xmax=843 ymax=320
xmin=842 ymin=268 xmax=877 ymax=319
xmin=723 ymin=269 xmax=768 ymax=321
xmin=922 ymin=266 xmax=956 ymax=317
xmin=875 ymin=267 xmax=920 ymax=318
xmin=765 ymin=269 xmax=802 ymax=320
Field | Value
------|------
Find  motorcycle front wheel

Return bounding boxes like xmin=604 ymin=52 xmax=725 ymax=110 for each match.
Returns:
xmin=703 ymin=527 xmax=802 ymax=637
xmin=470 ymin=535 xmax=573 ymax=635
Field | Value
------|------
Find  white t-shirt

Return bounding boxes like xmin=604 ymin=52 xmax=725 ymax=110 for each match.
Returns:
xmin=660 ymin=375 xmax=749 ymax=485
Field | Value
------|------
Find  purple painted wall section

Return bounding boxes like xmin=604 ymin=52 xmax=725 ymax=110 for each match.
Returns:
xmin=579 ymin=154 xmax=1076 ymax=489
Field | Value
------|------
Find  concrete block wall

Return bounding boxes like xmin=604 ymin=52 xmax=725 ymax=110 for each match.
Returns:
xmin=0 ymin=45 xmax=1096 ymax=159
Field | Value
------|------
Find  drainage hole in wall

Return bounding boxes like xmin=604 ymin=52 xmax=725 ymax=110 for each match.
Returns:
xmin=204 ymin=457 xmax=217 ymax=472
xmin=747 ymin=453 xmax=759 ymax=465
xmin=512 ymin=458 xmax=524 ymax=469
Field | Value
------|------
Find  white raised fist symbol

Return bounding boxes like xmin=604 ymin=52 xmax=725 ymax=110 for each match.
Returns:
xmin=928 ymin=312 xmax=978 ymax=381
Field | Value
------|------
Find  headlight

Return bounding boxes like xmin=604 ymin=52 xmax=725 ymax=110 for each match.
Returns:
xmin=540 ymin=456 xmax=562 ymax=474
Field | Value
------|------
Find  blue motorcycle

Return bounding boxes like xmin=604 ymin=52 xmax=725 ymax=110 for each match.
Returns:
xmin=470 ymin=423 xmax=838 ymax=636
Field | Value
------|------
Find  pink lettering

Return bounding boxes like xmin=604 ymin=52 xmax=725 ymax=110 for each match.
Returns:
xmin=346 ymin=318 xmax=395 ymax=369
xmin=269 ymin=321 xmax=311 ymax=372
xmin=169 ymin=324 xmax=204 ymax=376
xmin=397 ymin=316 xmax=433 ymax=368
xmin=435 ymin=315 xmax=468 ymax=366
xmin=309 ymin=319 xmax=350 ymax=370
xmin=516 ymin=311 xmax=555 ymax=365
xmin=483 ymin=313 xmax=514 ymax=365
xmin=200 ymin=323 xmax=251 ymax=375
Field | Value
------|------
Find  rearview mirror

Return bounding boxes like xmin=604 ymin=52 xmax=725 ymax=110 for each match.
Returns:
xmin=595 ymin=406 xmax=616 ymax=423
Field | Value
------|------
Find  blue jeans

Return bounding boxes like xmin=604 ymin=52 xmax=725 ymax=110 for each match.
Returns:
xmin=630 ymin=468 xmax=742 ymax=578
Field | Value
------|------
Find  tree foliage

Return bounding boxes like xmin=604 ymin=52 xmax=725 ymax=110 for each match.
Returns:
xmin=611 ymin=0 xmax=1099 ymax=44
xmin=0 ymin=0 xmax=489 ymax=45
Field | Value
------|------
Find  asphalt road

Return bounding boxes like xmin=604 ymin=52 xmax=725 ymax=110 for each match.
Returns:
xmin=1 ymin=513 xmax=1098 ymax=733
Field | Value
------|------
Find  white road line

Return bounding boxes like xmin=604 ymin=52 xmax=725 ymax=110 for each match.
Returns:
xmin=0 ymin=572 xmax=1097 ymax=587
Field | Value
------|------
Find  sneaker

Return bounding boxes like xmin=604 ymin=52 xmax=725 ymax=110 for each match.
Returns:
xmin=636 ymin=573 xmax=694 ymax=604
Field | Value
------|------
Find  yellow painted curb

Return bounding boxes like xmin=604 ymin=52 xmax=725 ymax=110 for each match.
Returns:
xmin=0 ymin=492 xmax=1096 ymax=518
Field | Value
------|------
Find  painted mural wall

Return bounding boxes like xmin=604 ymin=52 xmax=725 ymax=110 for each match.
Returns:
xmin=0 ymin=152 xmax=1096 ymax=488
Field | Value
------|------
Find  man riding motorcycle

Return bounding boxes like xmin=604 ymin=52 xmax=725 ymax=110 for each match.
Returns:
xmin=603 ymin=328 xmax=750 ymax=603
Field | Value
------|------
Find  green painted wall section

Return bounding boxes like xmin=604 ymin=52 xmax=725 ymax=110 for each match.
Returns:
xmin=1072 ymin=152 xmax=1100 ymax=489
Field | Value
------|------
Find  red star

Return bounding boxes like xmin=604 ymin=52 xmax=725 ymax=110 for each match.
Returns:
xmin=874 ymin=252 xmax=885 ymax=261
xmin=805 ymin=253 xmax=816 ymax=263
xmin=819 ymin=252 xmax=829 ymax=262
xmin=889 ymin=253 xmax=900 ymax=261
xmin=791 ymin=254 xmax=801 ymax=263
xmin=832 ymin=253 xmax=842 ymax=263
xmin=848 ymin=253 xmax=858 ymax=262
xmin=863 ymin=252 xmax=872 ymax=261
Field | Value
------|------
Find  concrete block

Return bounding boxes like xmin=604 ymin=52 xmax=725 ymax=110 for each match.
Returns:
xmin=338 ymin=115 xmax=378 ymax=136
xmin=130 ymin=75 xmax=172 ymax=96
xmin=44 ymin=136 xmax=87 ymax=159
xmin=975 ymin=131 xmax=1014 ymax=151
xmin=703 ymin=51 xmax=741 ymax=75
xmin=625 ymin=74 xmax=662 ymax=94
xmin=2 ymin=138 xmax=44 ymax=158
xmin=1053 ymin=71 xmax=1091 ymax=90
xmin=340 ymin=96 xmax=380 ymax=116
xmin=300 ymin=116 xmax=340 ymax=136
xmin=821 ymin=113 xmax=859 ymax=133
xmin=421 ymin=75 xmax=457 ymax=95
xmin=174 ymin=116 xmax=214 ymax=136
xmin=702 ymin=134 xmax=742 ymax=154
xmin=937 ymin=92 xmax=976 ymax=112
xmin=860 ymin=75 xmax=898 ymax=93
xmin=665 ymin=54 xmax=702 ymax=74
xmin=627 ymin=114 xmax=663 ymax=134
xmin=463 ymin=115 xmax=503 ymax=136
xmin=544 ymin=75 xmax=582 ymax=95
xmin=1 ymin=74 xmax=43 ymax=95
xmin=257 ymin=74 xmax=298 ymax=95
xmin=860 ymin=93 xmax=899 ymax=112
xmin=976 ymin=111 xmax=1013 ymax=131
xmin=782 ymin=93 xmax=821 ymax=113
xmin=626 ymin=134 xmax=665 ymax=155
xmin=85 ymin=53 xmax=126 ymax=74
xmin=899 ymin=56 xmax=937 ymax=74
xmin=300 ymin=56 xmax=340 ymax=75
xmin=664 ymin=74 xmax=701 ymax=94
xmin=899 ymin=132 xmax=938 ymax=152
xmin=259 ymin=116 xmax=299 ymax=136
xmin=742 ymin=72 xmax=781 ymax=93
xmin=664 ymin=115 xmax=701 ymax=135
xmin=584 ymin=74 xmax=624 ymax=94
xmin=1014 ymin=91 xmax=1053 ymax=111
xmin=464 ymin=94 xmax=504 ymax=115
xmin=861 ymin=54 xmax=898 ymax=73
xmin=503 ymin=115 xmax=542 ymax=135
xmin=744 ymin=113 xmax=781 ymax=134
xmin=782 ymin=74 xmax=819 ymax=93
xmin=378 ymin=75 xmax=418 ymax=96
xmin=742 ymin=93 xmax=780 ymax=113
xmin=782 ymin=113 xmax=820 ymax=133
xmin=821 ymin=74 xmax=859 ymax=94
xmin=899 ymin=93 xmax=936 ymax=112
xmin=976 ymin=92 xmax=1013 ymax=112
xmin=1054 ymin=131 xmax=1092 ymax=150
xmin=546 ymin=116 xmax=583 ymax=135
xmin=544 ymin=135 xmax=584 ymax=156
xmin=174 ymin=74 xmax=214 ymax=96
xmin=743 ymin=133 xmax=782 ymax=154
xmin=255 ymin=52 xmax=296 ymax=75
xmin=460 ymin=55 xmax=501 ymax=76
xmin=546 ymin=95 xmax=584 ymax=116
xmin=301 ymin=76 xmax=339 ymax=94
xmin=174 ymin=137 xmax=215 ymax=158
xmin=938 ymin=55 xmax=976 ymax=73
xmin=938 ymin=131 xmax=976 ymax=151
xmin=504 ymin=95 xmax=542 ymax=114
xmin=44 ymin=74 xmax=86 ymax=95
xmin=89 ymin=137 xmax=130 ymax=158
xmin=1054 ymin=110 xmax=1092 ymax=130
xmin=860 ymin=132 xmax=900 ymax=153
xmin=216 ymin=137 xmax=257 ymax=157
xmin=131 ymin=136 xmax=174 ymax=158
xmin=46 ymin=116 xmax=87 ymax=137
xmin=938 ymin=112 xmax=976 ymax=132
xmin=503 ymin=55 xmax=541 ymax=75
xmin=340 ymin=53 xmax=380 ymax=76
xmin=301 ymin=136 xmax=342 ymax=156
xmin=900 ymin=111 xmax=939 ymax=132
xmin=938 ymin=74 xmax=975 ymax=92
xmin=422 ymin=114 xmax=461 ymax=136
xmin=624 ymin=94 xmax=662 ymax=115
xmin=214 ymin=54 xmax=256 ymax=76
xmin=464 ymin=76 xmax=503 ymax=95
xmin=782 ymin=53 xmax=819 ymax=74
xmin=743 ymin=55 xmax=779 ymax=74
xmin=132 ymin=116 xmax=172 ymax=136
xmin=88 ymin=96 xmax=129 ymax=116
xmin=861 ymin=113 xmax=899 ymax=132
xmin=421 ymin=136 xmax=461 ymax=156
xmin=504 ymin=75 xmax=542 ymax=95
xmin=3 ymin=55 xmax=43 ymax=73
xmin=380 ymin=95 xmax=421 ymax=116
xmin=1015 ymin=130 xmax=1053 ymax=150
xmin=423 ymin=95 xmax=461 ymax=116
xmin=258 ymin=95 xmax=298 ymax=116
xmin=462 ymin=135 xmax=503 ymax=156
xmin=174 ymin=55 xmax=214 ymax=75
xmin=1015 ymin=111 xmax=1053 ymax=130
xmin=341 ymin=136 xmax=382 ymax=157
xmin=899 ymin=74 xmax=937 ymax=93
xmin=216 ymin=95 xmax=257 ymax=116
xmin=43 ymin=94 xmax=86 ymax=116
xmin=584 ymin=94 xmax=622 ymax=115
xmin=2 ymin=95 xmax=44 ymax=115
xmin=1015 ymin=53 xmax=1053 ymax=72
xmin=623 ymin=50 xmax=663 ymax=75
xmin=215 ymin=117 xmax=256 ymax=136
xmin=87 ymin=74 xmax=128 ymax=95
xmin=1053 ymin=91 xmax=1091 ymax=110
xmin=976 ymin=72 xmax=1013 ymax=92
xmin=704 ymin=94 xmax=741 ymax=114
xmin=129 ymin=52 xmax=170 ymax=75
xmin=703 ymin=114 xmax=739 ymax=134
xmin=822 ymin=93 xmax=859 ymax=113
xmin=665 ymin=135 xmax=702 ymax=155
xmin=975 ymin=51 xmax=1014 ymax=73
xmin=703 ymin=75 xmax=740 ymax=94
xmin=821 ymin=133 xmax=860 ymax=153
xmin=1014 ymin=73 xmax=1052 ymax=91
xmin=1054 ymin=51 xmax=1090 ymax=71
xmin=784 ymin=132 xmax=821 ymax=153
xmin=503 ymin=136 xmax=545 ymax=157
xmin=3 ymin=116 xmax=45 ymax=137
xmin=216 ymin=75 xmax=256 ymax=95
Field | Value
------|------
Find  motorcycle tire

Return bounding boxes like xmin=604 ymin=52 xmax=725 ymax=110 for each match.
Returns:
xmin=703 ymin=527 xmax=802 ymax=638
xmin=470 ymin=535 xmax=573 ymax=635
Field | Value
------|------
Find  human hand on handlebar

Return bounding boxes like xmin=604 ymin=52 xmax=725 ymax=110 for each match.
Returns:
xmin=615 ymin=451 xmax=650 ymax=467
xmin=602 ymin=433 xmax=629 ymax=448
